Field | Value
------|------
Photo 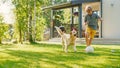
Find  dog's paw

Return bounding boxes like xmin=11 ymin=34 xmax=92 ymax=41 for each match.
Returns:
xmin=74 ymin=51 xmax=77 ymax=52
xmin=65 ymin=50 xmax=68 ymax=53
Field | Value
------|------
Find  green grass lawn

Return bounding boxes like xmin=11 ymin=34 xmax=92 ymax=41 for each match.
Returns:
xmin=0 ymin=43 xmax=120 ymax=68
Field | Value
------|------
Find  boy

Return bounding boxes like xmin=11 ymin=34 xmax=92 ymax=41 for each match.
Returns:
xmin=84 ymin=5 xmax=102 ymax=47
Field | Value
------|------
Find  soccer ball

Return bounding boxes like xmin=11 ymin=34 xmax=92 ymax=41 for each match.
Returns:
xmin=85 ymin=46 xmax=94 ymax=53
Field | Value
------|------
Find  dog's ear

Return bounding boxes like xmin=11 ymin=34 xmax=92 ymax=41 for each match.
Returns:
xmin=70 ymin=32 xmax=72 ymax=35
xmin=59 ymin=26 xmax=66 ymax=32
xmin=55 ymin=26 xmax=63 ymax=36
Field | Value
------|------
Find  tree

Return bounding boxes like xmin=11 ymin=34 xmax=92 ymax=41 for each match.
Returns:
xmin=12 ymin=0 xmax=52 ymax=43
xmin=0 ymin=16 xmax=9 ymax=44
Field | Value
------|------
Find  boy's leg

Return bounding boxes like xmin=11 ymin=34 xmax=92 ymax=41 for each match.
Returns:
xmin=85 ymin=32 xmax=89 ymax=46
xmin=85 ymin=27 xmax=90 ymax=46
xmin=88 ymin=38 xmax=93 ymax=46
xmin=88 ymin=29 xmax=96 ymax=46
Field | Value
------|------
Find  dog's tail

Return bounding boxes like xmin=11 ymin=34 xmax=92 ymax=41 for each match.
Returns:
xmin=55 ymin=26 xmax=63 ymax=36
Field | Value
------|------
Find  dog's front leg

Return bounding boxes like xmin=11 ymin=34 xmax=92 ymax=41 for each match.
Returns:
xmin=61 ymin=38 xmax=65 ymax=51
xmin=64 ymin=41 xmax=68 ymax=53
xmin=73 ymin=44 xmax=77 ymax=52
xmin=62 ymin=43 xmax=65 ymax=51
xmin=65 ymin=44 xmax=68 ymax=53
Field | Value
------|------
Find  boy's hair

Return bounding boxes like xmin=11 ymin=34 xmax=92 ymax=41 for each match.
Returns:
xmin=85 ymin=5 xmax=92 ymax=12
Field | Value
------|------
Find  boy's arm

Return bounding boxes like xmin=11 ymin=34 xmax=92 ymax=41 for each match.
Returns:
xmin=84 ymin=15 xmax=88 ymax=25
xmin=97 ymin=14 xmax=102 ymax=22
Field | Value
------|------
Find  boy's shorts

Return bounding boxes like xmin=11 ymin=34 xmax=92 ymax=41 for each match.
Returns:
xmin=85 ymin=27 xmax=96 ymax=39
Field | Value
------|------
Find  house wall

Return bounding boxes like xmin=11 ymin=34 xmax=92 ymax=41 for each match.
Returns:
xmin=102 ymin=0 xmax=120 ymax=39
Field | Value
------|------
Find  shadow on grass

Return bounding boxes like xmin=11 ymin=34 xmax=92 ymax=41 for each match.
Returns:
xmin=2 ymin=50 xmax=86 ymax=68
xmin=31 ymin=42 xmax=62 ymax=48
xmin=1 ymin=48 xmax=103 ymax=68
xmin=0 ymin=42 xmax=119 ymax=68
xmin=0 ymin=60 xmax=29 ymax=68
xmin=27 ymin=42 xmax=120 ymax=59
xmin=31 ymin=42 xmax=120 ymax=55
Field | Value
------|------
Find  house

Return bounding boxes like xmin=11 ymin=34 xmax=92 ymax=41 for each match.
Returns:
xmin=42 ymin=0 xmax=120 ymax=44
xmin=102 ymin=0 xmax=120 ymax=39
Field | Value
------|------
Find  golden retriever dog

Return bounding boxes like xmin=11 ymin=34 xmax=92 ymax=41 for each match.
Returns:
xmin=55 ymin=26 xmax=77 ymax=53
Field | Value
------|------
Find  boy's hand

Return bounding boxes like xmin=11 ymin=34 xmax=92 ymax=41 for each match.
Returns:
xmin=99 ymin=18 xmax=103 ymax=22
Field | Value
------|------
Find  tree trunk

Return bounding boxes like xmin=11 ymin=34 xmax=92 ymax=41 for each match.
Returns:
xmin=28 ymin=0 xmax=33 ymax=43
xmin=28 ymin=12 xmax=33 ymax=43
xmin=19 ymin=28 xmax=23 ymax=44
xmin=33 ymin=0 xmax=36 ymax=42
xmin=0 ymin=38 xmax=2 ymax=44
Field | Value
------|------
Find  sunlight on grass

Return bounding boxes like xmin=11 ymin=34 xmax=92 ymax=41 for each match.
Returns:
xmin=0 ymin=43 xmax=120 ymax=68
